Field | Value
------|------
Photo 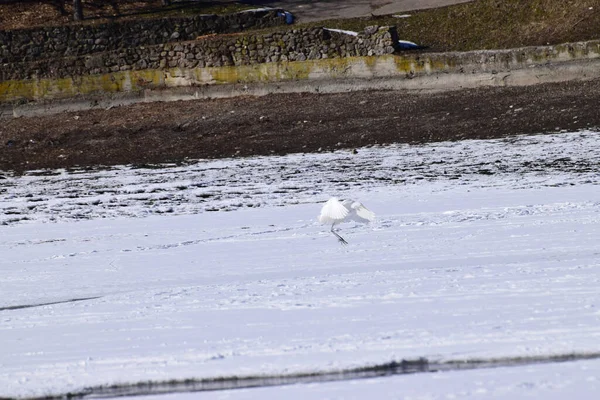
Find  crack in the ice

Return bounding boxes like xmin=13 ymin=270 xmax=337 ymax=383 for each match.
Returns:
xmin=0 ymin=296 xmax=102 ymax=311
xmin=30 ymin=352 xmax=600 ymax=399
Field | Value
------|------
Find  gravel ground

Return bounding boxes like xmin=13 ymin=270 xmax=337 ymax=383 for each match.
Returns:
xmin=1 ymin=78 xmax=600 ymax=173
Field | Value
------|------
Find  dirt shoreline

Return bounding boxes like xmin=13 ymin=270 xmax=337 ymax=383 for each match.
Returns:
xmin=1 ymin=78 xmax=600 ymax=173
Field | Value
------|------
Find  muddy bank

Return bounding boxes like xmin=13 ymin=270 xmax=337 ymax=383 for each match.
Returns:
xmin=1 ymin=78 xmax=600 ymax=173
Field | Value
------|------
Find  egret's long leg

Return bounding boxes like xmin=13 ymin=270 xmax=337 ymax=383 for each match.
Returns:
xmin=331 ymin=224 xmax=348 ymax=245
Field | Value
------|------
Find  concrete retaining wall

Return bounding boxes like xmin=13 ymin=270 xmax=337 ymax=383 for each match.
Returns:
xmin=1 ymin=40 xmax=599 ymax=118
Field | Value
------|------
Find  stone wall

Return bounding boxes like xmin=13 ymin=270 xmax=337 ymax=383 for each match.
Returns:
xmin=1 ymin=26 xmax=400 ymax=81
xmin=2 ymin=40 xmax=600 ymax=112
xmin=0 ymin=8 xmax=286 ymax=64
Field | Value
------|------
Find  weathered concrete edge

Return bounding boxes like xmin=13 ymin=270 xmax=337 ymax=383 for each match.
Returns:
xmin=1 ymin=40 xmax=599 ymax=119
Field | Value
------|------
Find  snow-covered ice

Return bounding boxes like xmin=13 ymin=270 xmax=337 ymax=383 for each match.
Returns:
xmin=1 ymin=131 xmax=599 ymax=398
xmin=1 ymin=130 xmax=599 ymax=226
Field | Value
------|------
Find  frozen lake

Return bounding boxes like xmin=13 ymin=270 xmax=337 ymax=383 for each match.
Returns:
xmin=1 ymin=131 xmax=600 ymax=398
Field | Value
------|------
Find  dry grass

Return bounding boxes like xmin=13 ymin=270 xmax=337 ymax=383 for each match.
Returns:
xmin=0 ymin=0 xmax=251 ymax=30
xmin=298 ymin=0 xmax=600 ymax=51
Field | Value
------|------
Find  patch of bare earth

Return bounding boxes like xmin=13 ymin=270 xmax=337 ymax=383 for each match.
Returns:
xmin=2 ymin=78 xmax=600 ymax=173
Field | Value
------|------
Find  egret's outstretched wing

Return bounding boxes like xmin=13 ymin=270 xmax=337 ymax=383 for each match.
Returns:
xmin=318 ymin=198 xmax=349 ymax=224
xmin=343 ymin=200 xmax=375 ymax=223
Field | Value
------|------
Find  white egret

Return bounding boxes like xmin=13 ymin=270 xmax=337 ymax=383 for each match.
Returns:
xmin=318 ymin=197 xmax=375 ymax=245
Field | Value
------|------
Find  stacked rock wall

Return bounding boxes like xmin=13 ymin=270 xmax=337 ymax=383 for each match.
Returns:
xmin=0 ymin=9 xmax=286 ymax=64
xmin=1 ymin=26 xmax=400 ymax=81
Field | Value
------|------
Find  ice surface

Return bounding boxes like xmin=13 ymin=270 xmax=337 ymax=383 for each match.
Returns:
xmin=1 ymin=130 xmax=598 ymax=226
xmin=1 ymin=131 xmax=599 ymax=398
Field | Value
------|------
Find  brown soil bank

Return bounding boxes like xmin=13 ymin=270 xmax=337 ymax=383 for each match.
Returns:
xmin=1 ymin=78 xmax=600 ymax=173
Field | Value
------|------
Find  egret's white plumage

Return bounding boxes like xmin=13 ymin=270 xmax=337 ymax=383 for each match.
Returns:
xmin=318 ymin=197 xmax=375 ymax=244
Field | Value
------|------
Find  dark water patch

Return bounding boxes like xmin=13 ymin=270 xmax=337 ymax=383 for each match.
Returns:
xmin=0 ymin=296 xmax=101 ymax=312
xmin=25 ymin=170 xmax=63 ymax=177
xmin=65 ymin=166 xmax=117 ymax=175
xmin=131 ymin=163 xmax=176 ymax=170
xmin=30 ymin=352 xmax=600 ymax=400
xmin=520 ymin=159 xmax=599 ymax=174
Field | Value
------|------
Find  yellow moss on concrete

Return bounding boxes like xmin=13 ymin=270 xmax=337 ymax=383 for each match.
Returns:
xmin=393 ymin=57 xmax=420 ymax=73
xmin=0 ymin=70 xmax=168 ymax=103
xmin=1 ymin=41 xmax=599 ymax=104
xmin=1 ymin=56 xmax=399 ymax=103
xmin=202 ymin=57 xmax=368 ymax=84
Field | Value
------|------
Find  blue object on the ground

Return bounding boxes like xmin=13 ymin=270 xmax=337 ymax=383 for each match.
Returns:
xmin=278 ymin=11 xmax=294 ymax=24
xmin=397 ymin=40 xmax=425 ymax=50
